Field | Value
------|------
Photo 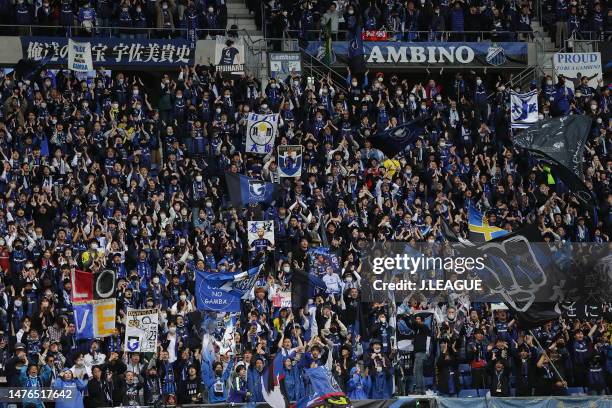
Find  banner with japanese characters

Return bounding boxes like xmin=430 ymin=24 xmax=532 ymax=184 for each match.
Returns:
xmin=125 ymin=308 xmax=159 ymax=353
xmin=68 ymin=39 xmax=93 ymax=72
xmin=21 ymin=37 xmax=194 ymax=68
xmin=247 ymin=221 xmax=275 ymax=249
xmin=215 ymin=35 xmax=244 ymax=75
xmin=246 ymin=113 xmax=278 ymax=154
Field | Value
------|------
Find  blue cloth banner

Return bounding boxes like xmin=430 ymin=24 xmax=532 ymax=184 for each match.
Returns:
xmin=73 ymin=302 xmax=94 ymax=340
xmin=21 ymin=37 xmax=195 ymax=67
xmin=225 ymin=172 xmax=279 ymax=208
xmin=436 ymin=396 xmax=611 ymax=408
xmin=305 ymin=41 xmax=528 ymax=67
xmin=195 ymin=266 xmax=260 ymax=312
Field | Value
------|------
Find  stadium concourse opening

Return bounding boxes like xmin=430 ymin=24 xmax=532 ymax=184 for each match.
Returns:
xmin=0 ymin=2 xmax=610 ymax=407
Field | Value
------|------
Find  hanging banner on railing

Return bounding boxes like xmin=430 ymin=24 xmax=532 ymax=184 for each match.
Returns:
xmin=68 ymin=39 xmax=93 ymax=72
xmin=215 ymin=35 xmax=245 ymax=75
xmin=553 ymin=52 xmax=602 ymax=90
xmin=269 ymin=52 xmax=302 ymax=79
xmin=21 ymin=37 xmax=194 ymax=67
xmin=305 ymin=41 xmax=528 ymax=67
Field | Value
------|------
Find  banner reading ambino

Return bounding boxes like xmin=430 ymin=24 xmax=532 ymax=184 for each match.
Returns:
xmin=305 ymin=41 xmax=528 ymax=67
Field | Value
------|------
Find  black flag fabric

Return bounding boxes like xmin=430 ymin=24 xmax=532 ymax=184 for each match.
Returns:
xmin=512 ymin=115 xmax=591 ymax=179
xmin=511 ymin=115 xmax=598 ymax=219
xmin=371 ymin=116 xmax=427 ymax=158
xmin=442 ymin=223 xmax=566 ymax=328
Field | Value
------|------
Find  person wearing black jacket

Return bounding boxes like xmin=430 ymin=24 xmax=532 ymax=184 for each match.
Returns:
xmin=5 ymin=343 xmax=29 ymax=387
xmin=513 ymin=344 xmax=536 ymax=396
xmin=411 ymin=314 xmax=431 ymax=394
xmin=177 ymin=365 xmax=203 ymax=404
xmin=86 ymin=365 xmax=113 ymax=408
xmin=487 ymin=358 xmax=511 ymax=397
xmin=436 ymin=340 xmax=461 ymax=397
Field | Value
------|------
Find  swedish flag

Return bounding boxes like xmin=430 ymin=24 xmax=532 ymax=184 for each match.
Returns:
xmin=468 ymin=206 xmax=508 ymax=242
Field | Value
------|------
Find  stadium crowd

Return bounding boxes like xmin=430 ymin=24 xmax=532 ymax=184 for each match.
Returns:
xmin=0 ymin=54 xmax=610 ymax=408
xmin=0 ymin=0 xmax=609 ymax=45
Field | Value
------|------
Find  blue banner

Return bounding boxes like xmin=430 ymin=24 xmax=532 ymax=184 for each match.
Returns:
xmin=436 ymin=396 xmax=611 ymax=408
xmin=73 ymin=302 xmax=93 ymax=339
xmin=305 ymin=41 xmax=528 ymax=67
xmin=195 ymin=266 xmax=260 ymax=312
xmin=21 ymin=37 xmax=194 ymax=67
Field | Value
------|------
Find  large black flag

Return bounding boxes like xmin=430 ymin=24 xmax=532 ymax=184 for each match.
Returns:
xmin=512 ymin=115 xmax=591 ymax=179
xmin=442 ymin=223 xmax=567 ymax=328
xmin=512 ymin=115 xmax=597 ymax=211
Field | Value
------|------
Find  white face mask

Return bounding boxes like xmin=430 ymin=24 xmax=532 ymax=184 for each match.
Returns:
xmin=180 ymin=295 xmax=187 ymax=301
xmin=215 ymin=108 xmax=221 ymax=113
xmin=547 ymin=80 xmax=553 ymax=86
xmin=15 ymin=300 xmax=22 ymax=307
xmin=131 ymin=219 xmax=138 ymax=226
xmin=205 ymin=202 xmax=212 ymax=208
xmin=152 ymin=277 xmax=160 ymax=284
xmin=283 ymin=266 xmax=291 ymax=273
xmin=195 ymin=175 xmax=202 ymax=182
xmin=169 ymin=326 xmax=176 ymax=333
xmin=476 ymin=79 xmax=482 ymax=85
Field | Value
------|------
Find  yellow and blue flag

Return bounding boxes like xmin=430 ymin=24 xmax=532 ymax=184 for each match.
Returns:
xmin=468 ymin=206 xmax=508 ymax=242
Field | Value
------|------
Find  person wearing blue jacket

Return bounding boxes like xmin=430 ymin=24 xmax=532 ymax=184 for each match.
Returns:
xmin=347 ymin=366 xmax=371 ymax=400
xmin=54 ymin=368 xmax=87 ymax=408
xmin=282 ymin=356 xmax=306 ymax=402
xmin=19 ymin=363 xmax=52 ymax=408
xmin=201 ymin=349 xmax=234 ymax=403
xmin=247 ymin=356 xmax=266 ymax=402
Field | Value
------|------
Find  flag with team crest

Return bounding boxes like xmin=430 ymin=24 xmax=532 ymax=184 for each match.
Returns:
xmin=510 ymin=89 xmax=539 ymax=129
xmin=225 ymin=172 xmax=278 ymax=207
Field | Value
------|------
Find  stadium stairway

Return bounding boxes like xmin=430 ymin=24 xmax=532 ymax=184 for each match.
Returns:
xmin=226 ymin=0 xmax=261 ymax=36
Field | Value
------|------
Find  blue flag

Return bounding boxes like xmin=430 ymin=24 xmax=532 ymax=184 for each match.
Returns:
xmin=225 ymin=172 xmax=278 ymax=208
xmin=73 ymin=303 xmax=94 ymax=339
xmin=371 ymin=116 xmax=426 ymax=158
xmin=195 ymin=266 xmax=261 ymax=312
xmin=468 ymin=205 xmax=508 ymax=242
xmin=296 ymin=367 xmax=349 ymax=408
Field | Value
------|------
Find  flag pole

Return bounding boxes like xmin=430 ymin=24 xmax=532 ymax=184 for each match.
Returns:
xmin=528 ymin=329 xmax=568 ymax=389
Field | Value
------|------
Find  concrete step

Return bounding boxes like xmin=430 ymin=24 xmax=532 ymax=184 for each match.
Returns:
xmin=226 ymin=10 xmax=252 ymax=18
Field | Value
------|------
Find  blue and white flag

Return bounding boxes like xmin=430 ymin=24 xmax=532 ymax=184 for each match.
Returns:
xmin=225 ymin=172 xmax=278 ymax=207
xmin=277 ymin=145 xmax=302 ymax=177
xmin=510 ymin=89 xmax=539 ymax=129
xmin=73 ymin=302 xmax=94 ymax=339
xmin=195 ymin=265 xmax=262 ymax=312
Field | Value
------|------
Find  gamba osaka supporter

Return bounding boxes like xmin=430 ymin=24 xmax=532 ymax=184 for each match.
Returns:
xmin=0 ymin=58 xmax=608 ymax=407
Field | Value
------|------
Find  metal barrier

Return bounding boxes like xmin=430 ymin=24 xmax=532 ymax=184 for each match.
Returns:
xmin=0 ymin=24 xmax=264 ymax=39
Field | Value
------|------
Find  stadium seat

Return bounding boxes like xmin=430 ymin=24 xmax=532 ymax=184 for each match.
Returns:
xmin=566 ymin=387 xmax=586 ymax=396
xmin=460 ymin=374 xmax=472 ymax=388
xmin=458 ymin=389 xmax=479 ymax=398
